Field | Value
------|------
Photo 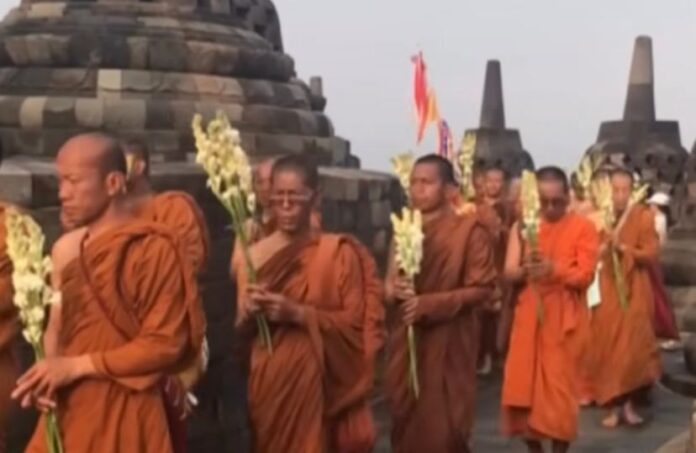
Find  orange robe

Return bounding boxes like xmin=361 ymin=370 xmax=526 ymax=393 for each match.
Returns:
xmin=0 ymin=206 xmax=18 ymax=453
xmin=242 ymin=233 xmax=369 ymax=453
xmin=386 ymin=212 xmax=497 ymax=453
xmin=26 ymin=222 xmax=205 ymax=453
xmin=501 ymin=212 xmax=599 ymax=441
xmin=589 ymin=205 xmax=661 ymax=405
xmin=136 ymin=191 xmax=210 ymax=275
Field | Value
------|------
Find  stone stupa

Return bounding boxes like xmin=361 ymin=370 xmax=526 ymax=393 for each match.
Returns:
xmin=584 ymin=35 xmax=688 ymax=194
xmin=0 ymin=1 xmax=398 ymax=451
xmin=463 ymin=59 xmax=534 ymax=177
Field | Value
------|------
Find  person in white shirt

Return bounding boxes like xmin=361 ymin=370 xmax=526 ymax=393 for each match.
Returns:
xmin=646 ymin=192 xmax=680 ymax=351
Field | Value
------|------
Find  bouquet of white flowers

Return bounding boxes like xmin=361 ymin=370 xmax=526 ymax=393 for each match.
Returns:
xmin=192 ymin=111 xmax=272 ymax=352
xmin=5 ymin=208 xmax=63 ymax=453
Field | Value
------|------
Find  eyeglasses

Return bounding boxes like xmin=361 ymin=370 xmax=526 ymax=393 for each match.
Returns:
xmin=539 ymin=197 xmax=567 ymax=208
xmin=268 ymin=191 xmax=313 ymax=207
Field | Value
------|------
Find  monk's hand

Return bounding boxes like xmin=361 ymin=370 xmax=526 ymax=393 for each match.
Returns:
xmin=252 ymin=290 xmax=305 ymax=325
xmin=12 ymin=355 xmax=94 ymax=404
xmin=400 ymin=297 xmax=421 ymax=325
xmin=393 ymin=277 xmax=416 ymax=302
xmin=524 ymin=256 xmax=553 ymax=280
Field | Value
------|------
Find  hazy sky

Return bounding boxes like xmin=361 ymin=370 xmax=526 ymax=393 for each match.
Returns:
xmin=0 ymin=0 xmax=693 ymax=172
xmin=278 ymin=0 xmax=696 ymax=171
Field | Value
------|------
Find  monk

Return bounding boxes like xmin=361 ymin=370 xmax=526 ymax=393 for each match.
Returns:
xmin=478 ymin=167 xmax=516 ymax=374
xmin=386 ymin=154 xmax=497 ymax=453
xmin=236 ymin=154 xmax=375 ymax=453
xmin=0 ymin=203 xmax=18 ymax=453
xmin=12 ymin=133 xmax=205 ymax=453
xmin=501 ymin=167 xmax=599 ymax=453
xmin=121 ymin=138 xmax=210 ymax=451
xmin=589 ymin=169 xmax=661 ymax=428
xmin=122 ymin=138 xmax=210 ymax=275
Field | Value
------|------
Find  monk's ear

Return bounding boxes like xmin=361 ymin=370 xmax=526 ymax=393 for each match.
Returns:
xmin=105 ymin=171 xmax=127 ymax=197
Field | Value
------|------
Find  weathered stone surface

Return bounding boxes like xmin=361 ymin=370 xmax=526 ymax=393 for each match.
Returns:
xmin=75 ymin=98 xmax=104 ymax=129
xmin=19 ymin=96 xmax=46 ymax=129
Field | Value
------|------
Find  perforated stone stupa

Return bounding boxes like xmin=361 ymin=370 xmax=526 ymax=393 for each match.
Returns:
xmin=463 ymin=60 xmax=534 ymax=176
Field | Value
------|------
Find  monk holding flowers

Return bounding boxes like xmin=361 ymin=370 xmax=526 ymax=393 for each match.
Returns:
xmin=501 ymin=167 xmax=599 ymax=453
xmin=386 ymin=154 xmax=496 ymax=453
xmin=236 ymin=154 xmax=375 ymax=453
xmin=13 ymin=133 xmax=205 ymax=453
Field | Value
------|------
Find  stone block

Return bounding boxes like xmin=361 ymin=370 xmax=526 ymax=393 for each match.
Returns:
xmin=43 ymin=97 xmax=75 ymax=128
xmin=372 ymin=229 xmax=389 ymax=258
xmin=170 ymin=100 xmax=196 ymax=129
xmin=186 ymin=42 xmax=220 ymax=75
xmin=121 ymin=69 xmax=155 ymax=94
xmin=338 ymin=202 xmax=356 ymax=230
xmin=319 ymin=200 xmax=339 ymax=231
xmin=5 ymin=37 xmax=30 ymax=65
xmin=126 ymin=37 xmax=149 ymax=69
xmin=145 ymin=100 xmax=174 ymax=129
xmin=97 ymin=68 xmax=123 ymax=96
xmin=149 ymin=39 xmax=188 ymax=72
xmin=75 ymin=98 xmax=105 ymax=129
xmin=356 ymin=201 xmax=372 ymax=230
xmin=19 ymin=97 xmax=47 ymax=129
xmin=103 ymin=98 xmax=146 ymax=130
xmin=25 ymin=35 xmax=54 ymax=65
xmin=0 ymin=96 xmax=22 ymax=126
xmin=370 ymin=200 xmax=392 ymax=228
xmin=27 ymin=3 xmax=66 ymax=18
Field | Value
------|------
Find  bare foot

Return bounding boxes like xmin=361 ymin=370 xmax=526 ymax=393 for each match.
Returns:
xmin=622 ymin=401 xmax=645 ymax=426
xmin=601 ymin=409 xmax=620 ymax=429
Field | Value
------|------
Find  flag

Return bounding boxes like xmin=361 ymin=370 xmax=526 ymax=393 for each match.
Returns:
xmin=417 ymin=88 xmax=440 ymax=144
xmin=412 ymin=52 xmax=428 ymax=134
xmin=436 ymin=119 xmax=454 ymax=162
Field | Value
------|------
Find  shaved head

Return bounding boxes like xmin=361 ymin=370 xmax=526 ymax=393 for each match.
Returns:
xmin=57 ymin=132 xmax=128 ymax=228
xmin=59 ymin=133 xmax=127 ymax=176
xmin=254 ymin=157 xmax=276 ymax=211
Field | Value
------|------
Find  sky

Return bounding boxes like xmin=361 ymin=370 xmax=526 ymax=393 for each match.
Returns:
xmin=0 ymin=0 xmax=693 ymax=172
xmin=277 ymin=0 xmax=696 ymax=171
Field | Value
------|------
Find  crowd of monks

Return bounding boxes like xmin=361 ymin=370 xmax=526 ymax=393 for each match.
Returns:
xmin=0 ymin=132 xmax=679 ymax=452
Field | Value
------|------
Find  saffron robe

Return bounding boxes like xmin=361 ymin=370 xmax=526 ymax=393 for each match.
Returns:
xmin=136 ymin=190 xmax=210 ymax=276
xmin=386 ymin=212 xmax=497 ymax=453
xmin=589 ymin=205 xmax=661 ymax=405
xmin=0 ymin=205 xmax=18 ymax=453
xmin=242 ymin=233 xmax=369 ymax=453
xmin=501 ymin=212 xmax=599 ymax=441
xmin=26 ymin=222 xmax=206 ymax=453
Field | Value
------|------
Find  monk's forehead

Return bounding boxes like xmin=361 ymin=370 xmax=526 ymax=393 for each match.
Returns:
xmin=57 ymin=139 xmax=108 ymax=169
xmin=538 ymin=178 xmax=566 ymax=194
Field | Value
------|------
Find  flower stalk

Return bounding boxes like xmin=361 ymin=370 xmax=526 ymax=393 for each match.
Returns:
xmin=457 ymin=132 xmax=477 ymax=202
xmin=192 ymin=112 xmax=272 ymax=353
xmin=520 ymin=170 xmax=544 ymax=323
xmin=390 ymin=153 xmax=423 ymax=398
xmin=5 ymin=208 xmax=63 ymax=453
xmin=390 ymin=208 xmax=424 ymax=399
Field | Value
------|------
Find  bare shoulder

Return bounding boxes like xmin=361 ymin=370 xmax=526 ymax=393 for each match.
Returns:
xmin=52 ymin=227 xmax=87 ymax=272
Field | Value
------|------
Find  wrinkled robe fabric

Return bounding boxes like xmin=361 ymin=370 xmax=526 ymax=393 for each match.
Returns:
xmin=26 ymin=222 xmax=205 ymax=453
xmin=242 ymin=233 xmax=368 ymax=453
xmin=137 ymin=191 xmax=210 ymax=276
xmin=589 ymin=205 xmax=661 ymax=405
xmin=386 ymin=212 xmax=497 ymax=453
xmin=0 ymin=206 xmax=18 ymax=453
xmin=501 ymin=213 xmax=599 ymax=442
